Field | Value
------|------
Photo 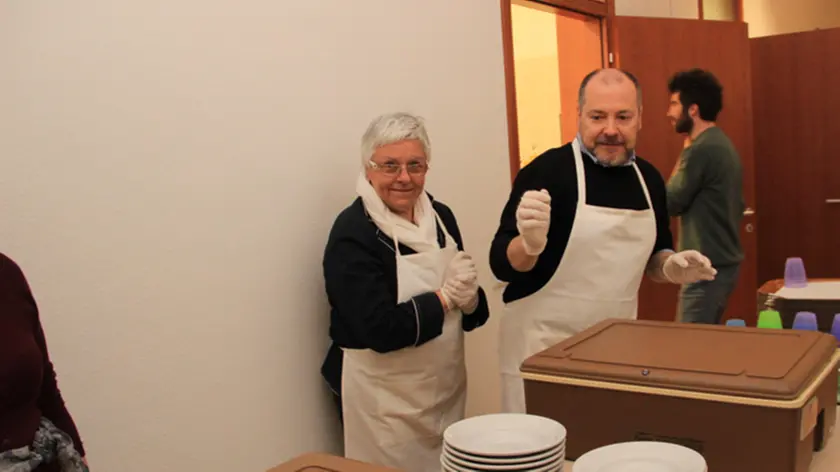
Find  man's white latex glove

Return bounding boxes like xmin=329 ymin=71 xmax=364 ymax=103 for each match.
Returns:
xmin=516 ymin=189 xmax=551 ymax=256
xmin=662 ymin=250 xmax=717 ymax=285
xmin=441 ymin=252 xmax=478 ymax=313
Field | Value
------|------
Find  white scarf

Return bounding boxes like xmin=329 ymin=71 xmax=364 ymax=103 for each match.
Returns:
xmin=355 ymin=171 xmax=440 ymax=253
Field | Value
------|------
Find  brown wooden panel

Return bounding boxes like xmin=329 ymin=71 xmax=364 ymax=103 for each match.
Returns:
xmin=829 ymin=33 xmax=840 ymax=275
xmin=501 ymin=0 xmax=520 ymax=183
xmin=613 ymin=17 xmax=757 ymax=323
xmin=751 ymin=28 xmax=840 ymax=283
xmin=556 ymin=10 xmax=604 ymax=143
xmin=504 ymin=0 xmax=614 ymax=182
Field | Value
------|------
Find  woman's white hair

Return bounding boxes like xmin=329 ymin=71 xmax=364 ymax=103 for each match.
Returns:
xmin=360 ymin=112 xmax=431 ymax=167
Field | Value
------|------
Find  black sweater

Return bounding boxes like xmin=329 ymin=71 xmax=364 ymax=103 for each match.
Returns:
xmin=489 ymin=142 xmax=675 ymax=304
xmin=320 ymin=196 xmax=490 ymax=394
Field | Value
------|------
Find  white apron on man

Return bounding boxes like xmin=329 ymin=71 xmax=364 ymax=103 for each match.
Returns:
xmin=341 ymin=207 xmax=466 ymax=472
xmin=499 ymin=139 xmax=658 ymax=413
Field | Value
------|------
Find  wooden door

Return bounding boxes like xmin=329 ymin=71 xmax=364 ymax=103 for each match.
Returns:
xmin=751 ymin=28 xmax=840 ymax=282
xmin=613 ymin=17 xmax=758 ymax=324
xmin=556 ymin=9 xmax=604 ymax=143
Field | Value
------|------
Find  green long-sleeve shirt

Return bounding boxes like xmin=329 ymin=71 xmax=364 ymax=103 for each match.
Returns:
xmin=666 ymin=127 xmax=745 ymax=266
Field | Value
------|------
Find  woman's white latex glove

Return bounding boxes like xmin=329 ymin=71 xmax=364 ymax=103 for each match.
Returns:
xmin=443 ymin=275 xmax=479 ymax=314
xmin=441 ymin=252 xmax=479 ymax=313
xmin=662 ymin=250 xmax=717 ymax=285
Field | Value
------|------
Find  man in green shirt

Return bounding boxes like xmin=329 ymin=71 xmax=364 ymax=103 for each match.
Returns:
xmin=665 ymin=69 xmax=745 ymax=324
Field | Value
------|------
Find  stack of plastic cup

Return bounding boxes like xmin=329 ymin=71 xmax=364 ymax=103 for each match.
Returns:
xmin=832 ymin=314 xmax=840 ymax=345
xmin=725 ymin=318 xmax=746 ymax=327
xmin=758 ymin=309 xmax=783 ymax=329
xmin=792 ymin=312 xmax=818 ymax=331
xmin=784 ymin=257 xmax=808 ymax=288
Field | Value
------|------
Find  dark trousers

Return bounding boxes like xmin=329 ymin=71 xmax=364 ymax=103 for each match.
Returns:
xmin=677 ymin=263 xmax=741 ymax=324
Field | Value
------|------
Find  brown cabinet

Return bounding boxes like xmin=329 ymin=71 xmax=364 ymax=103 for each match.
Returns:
xmin=751 ymin=28 xmax=840 ymax=283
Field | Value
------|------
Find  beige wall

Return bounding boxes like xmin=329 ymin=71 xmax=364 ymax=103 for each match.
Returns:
xmin=744 ymin=0 xmax=840 ymax=37
xmin=512 ymin=4 xmax=563 ymax=167
xmin=0 ymin=1 xmax=511 ymax=470
xmin=615 ymin=0 xmax=700 ymax=19
xmin=704 ymin=0 xmax=737 ymax=20
xmin=617 ymin=0 xmax=840 ymax=36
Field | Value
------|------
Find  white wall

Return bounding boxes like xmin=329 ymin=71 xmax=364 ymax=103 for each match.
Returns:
xmin=0 ymin=1 xmax=511 ymax=471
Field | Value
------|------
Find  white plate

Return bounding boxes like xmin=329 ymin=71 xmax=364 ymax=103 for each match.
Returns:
xmin=573 ymin=442 xmax=707 ymax=472
xmin=444 ymin=414 xmax=567 ymax=457
xmin=441 ymin=453 xmax=564 ymax=472
xmin=444 ymin=446 xmax=563 ymax=470
xmin=444 ymin=442 xmax=564 ymax=465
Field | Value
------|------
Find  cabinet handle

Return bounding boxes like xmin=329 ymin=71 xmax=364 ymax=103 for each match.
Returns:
xmin=743 ymin=208 xmax=755 ymax=216
xmin=827 ymin=199 xmax=840 ymax=204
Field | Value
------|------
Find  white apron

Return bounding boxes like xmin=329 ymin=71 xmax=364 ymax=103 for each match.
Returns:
xmin=499 ymin=139 xmax=657 ymax=413
xmin=342 ymin=211 xmax=466 ymax=472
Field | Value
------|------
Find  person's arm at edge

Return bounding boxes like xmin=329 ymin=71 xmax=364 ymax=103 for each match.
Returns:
xmin=2 ymin=255 xmax=87 ymax=458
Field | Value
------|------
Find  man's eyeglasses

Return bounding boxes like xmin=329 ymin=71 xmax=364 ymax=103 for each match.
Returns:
xmin=368 ymin=160 xmax=429 ymax=176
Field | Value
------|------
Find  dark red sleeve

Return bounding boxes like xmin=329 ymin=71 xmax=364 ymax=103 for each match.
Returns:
xmin=32 ymin=310 xmax=86 ymax=457
xmin=7 ymin=256 xmax=86 ymax=457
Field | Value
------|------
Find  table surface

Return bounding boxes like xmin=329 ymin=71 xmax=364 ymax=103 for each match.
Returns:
xmin=564 ymin=415 xmax=839 ymax=471
xmin=270 ymin=415 xmax=840 ymax=471
xmin=759 ymin=278 xmax=840 ymax=294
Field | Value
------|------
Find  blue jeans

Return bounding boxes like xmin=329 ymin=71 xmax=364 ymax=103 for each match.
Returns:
xmin=677 ymin=263 xmax=741 ymax=324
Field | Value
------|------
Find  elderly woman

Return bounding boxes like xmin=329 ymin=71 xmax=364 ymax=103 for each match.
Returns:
xmin=320 ymin=112 xmax=490 ymax=471
xmin=0 ymin=252 xmax=88 ymax=472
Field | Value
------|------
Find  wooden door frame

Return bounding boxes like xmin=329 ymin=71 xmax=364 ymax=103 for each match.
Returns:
xmin=501 ymin=0 xmax=615 ymax=183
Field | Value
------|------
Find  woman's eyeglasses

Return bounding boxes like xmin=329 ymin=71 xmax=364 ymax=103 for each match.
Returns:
xmin=368 ymin=160 xmax=429 ymax=176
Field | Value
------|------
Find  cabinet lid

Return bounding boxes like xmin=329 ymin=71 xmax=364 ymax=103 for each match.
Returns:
xmin=521 ymin=319 xmax=838 ymax=402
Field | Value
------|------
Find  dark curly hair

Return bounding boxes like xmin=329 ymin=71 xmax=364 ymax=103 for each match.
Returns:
xmin=668 ymin=69 xmax=723 ymax=121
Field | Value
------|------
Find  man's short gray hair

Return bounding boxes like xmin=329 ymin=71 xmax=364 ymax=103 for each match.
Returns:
xmin=577 ymin=68 xmax=643 ymax=110
xmin=360 ymin=112 xmax=431 ymax=167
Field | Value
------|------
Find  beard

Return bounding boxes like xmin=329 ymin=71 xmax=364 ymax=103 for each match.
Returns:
xmin=591 ymin=135 xmax=631 ymax=166
xmin=593 ymin=145 xmax=633 ymax=167
xmin=675 ymin=110 xmax=694 ymax=134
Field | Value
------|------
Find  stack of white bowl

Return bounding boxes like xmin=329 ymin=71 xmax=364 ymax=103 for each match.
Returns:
xmin=441 ymin=413 xmax=566 ymax=472
xmin=573 ymin=441 xmax=707 ymax=472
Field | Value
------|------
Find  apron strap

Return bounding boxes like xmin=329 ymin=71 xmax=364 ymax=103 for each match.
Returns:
xmin=631 ymin=162 xmax=654 ymax=210
xmin=571 ymin=139 xmax=587 ymax=207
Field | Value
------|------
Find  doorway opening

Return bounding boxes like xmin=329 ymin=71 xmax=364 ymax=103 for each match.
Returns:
xmin=502 ymin=0 xmax=613 ymax=180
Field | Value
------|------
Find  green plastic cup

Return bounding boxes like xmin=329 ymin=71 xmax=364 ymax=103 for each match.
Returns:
xmin=758 ymin=309 xmax=783 ymax=329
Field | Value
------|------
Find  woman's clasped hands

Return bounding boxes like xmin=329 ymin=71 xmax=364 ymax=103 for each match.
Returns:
xmin=441 ymin=252 xmax=480 ymax=314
